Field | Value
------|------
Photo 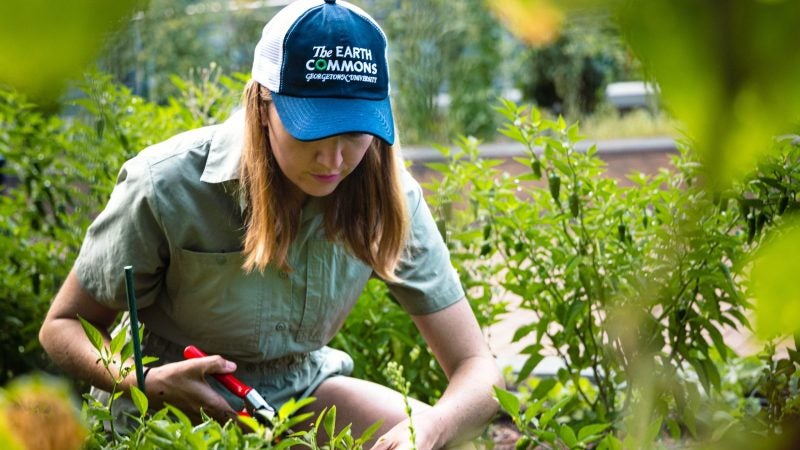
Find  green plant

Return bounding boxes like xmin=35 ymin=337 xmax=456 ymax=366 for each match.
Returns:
xmin=0 ymin=70 xmax=243 ymax=384
xmin=0 ymin=89 xmax=82 ymax=383
xmin=77 ymin=317 xmax=159 ymax=442
xmin=332 ymin=280 xmax=448 ymax=405
xmin=424 ymin=99 xmax=769 ymax=446
xmin=78 ymin=310 xmax=382 ymax=449
xmin=385 ymin=361 xmax=417 ymax=450
xmin=495 ymin=383 xmax=617 ymax=450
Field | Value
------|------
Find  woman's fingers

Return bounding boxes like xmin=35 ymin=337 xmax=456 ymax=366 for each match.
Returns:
xmin=145 ymin=359 xmax=238 ymax=422
xmin=188 ymin=354 xmax=238 ymax=376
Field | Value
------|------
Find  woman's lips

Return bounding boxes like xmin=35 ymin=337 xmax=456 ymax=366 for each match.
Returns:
xmin=312 ymin=173 xmax=340 ymax=183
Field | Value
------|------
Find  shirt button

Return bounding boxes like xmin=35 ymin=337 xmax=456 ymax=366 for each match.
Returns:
xmin=275 ymin=322 xmax=286 ymax=331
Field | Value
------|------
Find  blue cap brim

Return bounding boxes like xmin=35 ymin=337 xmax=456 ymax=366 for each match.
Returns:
xmin=270 ymin=92 xmax=395 ymax=145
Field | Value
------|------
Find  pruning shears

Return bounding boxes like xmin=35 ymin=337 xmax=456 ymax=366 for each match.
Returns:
xmin=183 ymin=345 xmax=277 ymax=424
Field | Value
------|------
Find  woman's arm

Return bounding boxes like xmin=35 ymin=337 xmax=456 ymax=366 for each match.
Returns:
xmin=374 ymin=298 xmax=504 ymax=449
xmin=39 ymin=269 xmax=239 ymax=422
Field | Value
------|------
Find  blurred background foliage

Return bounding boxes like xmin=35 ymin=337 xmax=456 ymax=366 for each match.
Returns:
xmin=2 ymin=0 xmax=650 ymax=144
xmin=2 ymin=0 xmax=800 ymax=448
xmin=487 ymin=0 xmax=800 ymax=349
xmin=0 ymin=0 xmax=144 ymax=101
xmin=517 ymin=13 xmax=639 ymax=118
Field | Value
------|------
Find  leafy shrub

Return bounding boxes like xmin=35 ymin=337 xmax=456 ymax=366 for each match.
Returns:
xmin=73 ymin=319 xmax=386 ymax=450
xmin=332 ymin=280 xmax=448 ymax=405
xmin=426 ymin=99 xmax=800 ymax=447
xmin=0 ymin=68 xmax=244 ymax=384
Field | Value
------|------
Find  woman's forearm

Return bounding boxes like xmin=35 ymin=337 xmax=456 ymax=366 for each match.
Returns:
xmin=39 ymin=269 xmax=136 ymax=393
xmin=419 ymin=356 xmax=504 ymax=448
xmin=40 ymin=316 xmax=136 ymax=392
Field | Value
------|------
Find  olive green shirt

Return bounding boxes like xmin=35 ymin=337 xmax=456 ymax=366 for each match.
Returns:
xmin=75 ymin=110 xmax=465 ymax=364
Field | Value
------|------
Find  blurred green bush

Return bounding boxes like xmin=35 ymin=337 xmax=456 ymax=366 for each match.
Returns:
xmin=0 ymin=68 xmax=243 ymax=384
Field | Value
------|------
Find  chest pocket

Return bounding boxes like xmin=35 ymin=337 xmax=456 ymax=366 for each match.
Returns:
xmin=294 ymin=239 xmax=372 ymax=348
xmin=166 ymin=249 xmax=282 ymax=358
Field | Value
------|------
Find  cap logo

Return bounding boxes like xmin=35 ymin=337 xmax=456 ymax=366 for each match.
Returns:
xmin=251 ymin=0 xmax=395 ymax=144
xmin=305 ymin=45 xmax=379 ymax=84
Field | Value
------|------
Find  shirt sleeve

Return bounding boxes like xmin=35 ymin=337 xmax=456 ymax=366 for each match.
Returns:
xmin=384 ymin=171 xmax=465 ymax=315
xmin=74 ymin=154 xmax=169 ymax=310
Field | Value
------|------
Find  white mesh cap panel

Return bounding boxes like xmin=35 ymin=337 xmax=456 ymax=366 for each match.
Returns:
xmin=252 ymin=0 xmax=325 ymax=91
xmin=251 ymin=0 xmax=389 ymax=93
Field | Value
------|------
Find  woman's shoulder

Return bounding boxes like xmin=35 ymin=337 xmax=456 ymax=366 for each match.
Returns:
xmin=398 ymin=169 xmax=425 ymax=214
xmin=131 ymin=125 xmax=220 ymax=173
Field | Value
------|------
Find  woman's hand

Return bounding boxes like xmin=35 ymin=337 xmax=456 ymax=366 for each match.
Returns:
xmin=371 ymin=415 xmax=438 ymax=450
xmin=143 ymin=355 xmax=239 ymax=423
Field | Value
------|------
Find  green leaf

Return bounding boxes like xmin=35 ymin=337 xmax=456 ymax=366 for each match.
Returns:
xmin=274 ymin=437 xmax=306 ymax=450
xmin=494 ymin=386 xmax=521 ymax=417
xmin=425 ymin=162 xmax=452 ymax=173
xmin=142 ymin=356 xmax=159 ymax=365
xmin=750 ymin=219 xmax=800 ymax=337
xmin=323 ymin=405 xmax=336 ymax=439
xmin=644 ymin=416 xmax=663 ymax=444
xmin=78 ymin=315 xmax=104 ymax=352
xmin=278 ymin=396 xmax=316 ymax=421
xmin=283 ymin=412 xmax=315 ymax=432
xmin=565 ymin=300 xmax=586 ymax=330
xmin=597 ymin=434 xmax=623 ymax=450
xmin=516 ymin=353 xmax=544 ymax=382
xmin=356 ymin=419 xmax=384 ymax=444
xmin=499 ymin=125 xmax=529 ymax=145
xmin=529 ymin=378 xmax=557 ymax=400
xmin=109 ymin=328 xmax=126 ymax=356
xmin=166 ymin=404 xmax=192 ymax=427
xmin=120 ymin=342 xmax=133 ymax=363
xmin=512 ymin=323 xmax=538 ymax=343
xmin=559 ymin=425 xmax=578 ymax=448
xmin=130 ymin=385 xmax=148 ymax=416
xmin=666 ymin=418 xmax=681 ymax=440
xmin=540 ymin=396 xmax=571 ymax=429
xmin=578 ymin=423 xmax=610 ymax=442
xmin=522 ymin=398 xmax=545 ymax=425
xmin=533 ymin=429 xmax=557 ymax=443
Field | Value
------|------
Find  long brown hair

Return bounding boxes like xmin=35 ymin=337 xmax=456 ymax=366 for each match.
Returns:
xmin=239 ymin=80 xmax=409 ymax=281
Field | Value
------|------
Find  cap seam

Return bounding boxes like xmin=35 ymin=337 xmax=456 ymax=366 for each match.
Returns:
xmin=279 ymin=4 xmax=325 ymax=93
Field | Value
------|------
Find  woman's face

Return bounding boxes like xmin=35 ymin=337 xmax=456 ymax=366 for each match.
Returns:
xmin=266 ymin=104 xmax=374 ymax=199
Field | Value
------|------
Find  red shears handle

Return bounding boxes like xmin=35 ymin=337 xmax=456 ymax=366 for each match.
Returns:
xmin=183 ymin=345 xmax=252 ymax=398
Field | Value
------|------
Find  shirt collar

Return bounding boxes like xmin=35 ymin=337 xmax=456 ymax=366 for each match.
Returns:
xmin=200 ymin=108 xmax=245 ymax=184
xmin=301 ymin=197 xmax=327 ymax=224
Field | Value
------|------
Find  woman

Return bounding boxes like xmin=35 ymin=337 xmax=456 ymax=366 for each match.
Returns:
xmin=39 ymin=0 xmax=502 ymax=448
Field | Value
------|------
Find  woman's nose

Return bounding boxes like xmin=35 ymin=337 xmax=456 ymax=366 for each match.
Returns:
xmin=315 ymin=138 xmax=344 ymax=170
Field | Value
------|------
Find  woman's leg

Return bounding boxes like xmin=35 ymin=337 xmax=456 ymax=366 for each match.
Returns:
xmin=302 ymin=375 xmax=431 ymax=446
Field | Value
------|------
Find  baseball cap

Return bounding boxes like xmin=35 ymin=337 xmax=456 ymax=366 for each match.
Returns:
xmin=252 ymin=0 xmax=395 ymax=145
